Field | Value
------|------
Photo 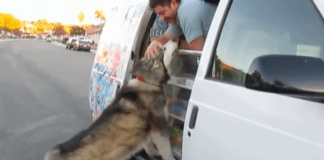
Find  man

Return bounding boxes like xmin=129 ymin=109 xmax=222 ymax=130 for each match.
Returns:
xmin=145 ymin=0 xmax=218 ymax=59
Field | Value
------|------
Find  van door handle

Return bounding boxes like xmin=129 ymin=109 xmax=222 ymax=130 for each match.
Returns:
xmin=189 ymin=106 xmax=199 ymax=129
xmin=131 ymin=51 xmax=135 ymax=60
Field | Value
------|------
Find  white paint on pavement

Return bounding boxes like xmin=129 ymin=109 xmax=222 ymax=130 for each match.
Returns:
xmin=9 ymin=115 xmax=62 ymax=135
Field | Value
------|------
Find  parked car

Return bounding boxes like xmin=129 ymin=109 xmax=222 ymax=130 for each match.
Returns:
xmin=81 ymin=39 xmax=94 ymax=44
xmin=88 ymin=0 xmax=324 ymax=159
xmin=65 ymin=38 xmax=78 ymax=49
xmin=85 ymin=39 xmax=94 ymax=44
xmin=73 ymin=39 xmax=91 ymax=51
xmin=46 ymin=37 xmax=52 ymax=42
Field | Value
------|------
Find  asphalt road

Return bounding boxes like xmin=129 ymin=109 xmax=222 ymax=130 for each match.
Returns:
xmin=0 ymin=39 xmax=95 ymax=159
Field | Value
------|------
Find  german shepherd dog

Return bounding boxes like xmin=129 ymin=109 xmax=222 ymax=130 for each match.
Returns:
xmin=44 ymin=55 xmax=174 ymax=160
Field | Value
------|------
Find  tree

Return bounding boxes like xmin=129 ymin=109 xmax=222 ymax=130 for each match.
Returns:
xmin=52 ymin=22 xmax=63 ymax=31
xmin=78 ymin=12 xmax=85 ymax=26
xmin=52 ymin=22 xmax=66 ymax=36
xmin=0 ymin=13 xmax=21 ymax=38
xmin=70 ymin=25 xmax=85 ymax=36
xmin=13 ymin=29 xmax=22 ymax=37
xmin=0 ymin=12 xmax=3 ymax=31
xmin=54 ymin=27 xmax=66 ymax=36
xmin=33 ymin=19 xmax=52 ymax=35
xmin=63 ymin=25 xmax=72 ymax=35
xmin=94 ymin=10 xmax=105 ymax=43
xmin=25 ymin=21 xmax=33 ymax=34
xmin=95 ymin=10 xmax=105 ymax=21
xmin=83 ymin=24 xmax=92 ymax=30
xmin=21 ymin=21 xmax=27 ymax=31
xmin=0 ymin=13 xmax=21 ymax=31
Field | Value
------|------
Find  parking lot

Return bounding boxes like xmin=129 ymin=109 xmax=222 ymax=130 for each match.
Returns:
xmin=0 ymin=39 xmax=94 ymax=159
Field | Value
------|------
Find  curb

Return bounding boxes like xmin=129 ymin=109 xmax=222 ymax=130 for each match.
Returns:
xmin=0 ymin=39 xmax=26 ymax=42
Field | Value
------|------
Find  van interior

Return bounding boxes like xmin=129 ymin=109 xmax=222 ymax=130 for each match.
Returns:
xmin=132 ymin=10 xmax=204 ymax=159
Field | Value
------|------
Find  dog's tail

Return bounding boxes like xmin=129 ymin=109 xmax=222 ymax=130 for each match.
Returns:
xmin=45 ymin=128 xmax=90 ymax=160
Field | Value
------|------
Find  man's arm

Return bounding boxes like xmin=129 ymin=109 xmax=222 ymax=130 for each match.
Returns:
xmin=155 ymin=32 xmax=174 ymax=45
xmin=179 ymin=36 xmax=205 ymax=50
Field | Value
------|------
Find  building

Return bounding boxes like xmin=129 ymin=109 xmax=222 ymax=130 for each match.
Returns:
xmin=84 ymin=23 xmax=104 ymax=45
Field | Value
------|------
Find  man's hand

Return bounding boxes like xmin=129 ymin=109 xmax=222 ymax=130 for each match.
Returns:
xmin=145 ymin=40 xmax=163 ymax=59
xmin=145 ymin=33 xmax=173 ymax=59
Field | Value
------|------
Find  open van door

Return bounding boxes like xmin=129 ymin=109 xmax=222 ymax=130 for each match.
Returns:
xmin=182 ymin=0 xmax=324 ymax=159
xmin=88 ymin=0 xmax=148 ymax=120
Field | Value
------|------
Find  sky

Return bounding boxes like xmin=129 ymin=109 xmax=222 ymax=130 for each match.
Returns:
xmin=0 ymin=0 xmax=129 ymax=25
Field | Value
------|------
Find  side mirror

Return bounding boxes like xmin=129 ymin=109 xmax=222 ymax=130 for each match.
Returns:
xmin=245 ymin=55 xmax=324 ymax=95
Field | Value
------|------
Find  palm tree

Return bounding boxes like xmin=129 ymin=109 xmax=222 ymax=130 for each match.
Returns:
xmin=94 ymin=10 xmax=105 ymax=44
xmin=78 ymin=12 xmax=85 ymax=35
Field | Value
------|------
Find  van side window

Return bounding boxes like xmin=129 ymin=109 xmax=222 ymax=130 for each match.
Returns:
xmin=207 ymin=0 xmax=324 ymax=85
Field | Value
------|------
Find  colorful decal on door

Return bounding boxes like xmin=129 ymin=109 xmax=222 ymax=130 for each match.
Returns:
xmin=89 ymin=44 xmax=122 ymax=119
xmin=89 ymin=2 xmax=147 ymax=120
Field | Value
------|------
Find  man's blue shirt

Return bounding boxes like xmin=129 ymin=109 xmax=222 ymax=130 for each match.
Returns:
xmin=166 ymin=0 xmax=217 ymax=43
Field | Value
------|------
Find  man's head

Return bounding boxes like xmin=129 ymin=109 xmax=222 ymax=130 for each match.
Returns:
xmin=149 ymin=0 xmax=180 ymax=24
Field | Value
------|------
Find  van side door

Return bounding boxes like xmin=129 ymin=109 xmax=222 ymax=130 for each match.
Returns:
xmin=88 ymin=1 xmax=148 ymax=120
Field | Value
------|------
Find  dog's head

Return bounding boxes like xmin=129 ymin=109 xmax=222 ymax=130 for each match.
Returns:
xmin=132 ymin=53 xmax=170 ymax=86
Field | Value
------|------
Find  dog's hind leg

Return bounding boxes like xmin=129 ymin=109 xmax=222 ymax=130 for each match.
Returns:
xmin=144 ymin=139 xmax=159 ymax=157
xmin=151 ymin=132 xmax=174 ymax=160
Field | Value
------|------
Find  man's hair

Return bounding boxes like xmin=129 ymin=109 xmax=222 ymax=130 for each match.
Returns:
xmin=149 ymin=0 xmax=181 ymax=9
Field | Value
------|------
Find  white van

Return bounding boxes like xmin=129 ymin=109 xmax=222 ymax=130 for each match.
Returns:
xmin=88 ymin=0 xmax=324 ymax=159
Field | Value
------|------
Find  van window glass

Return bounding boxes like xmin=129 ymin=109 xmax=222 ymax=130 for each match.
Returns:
xmin=80 ymin=41 xmax=90 ymax=44
xmin=208 ymin=0 xmax=324 ymax=85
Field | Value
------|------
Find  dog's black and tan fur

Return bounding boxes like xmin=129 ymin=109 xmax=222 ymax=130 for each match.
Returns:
xmin=44 ymin=56 xmax=174 ymax=160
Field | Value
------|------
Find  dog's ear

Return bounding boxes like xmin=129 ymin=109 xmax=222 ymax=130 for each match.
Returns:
xmin=131 ymin=58 xmax=154 ymax=76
